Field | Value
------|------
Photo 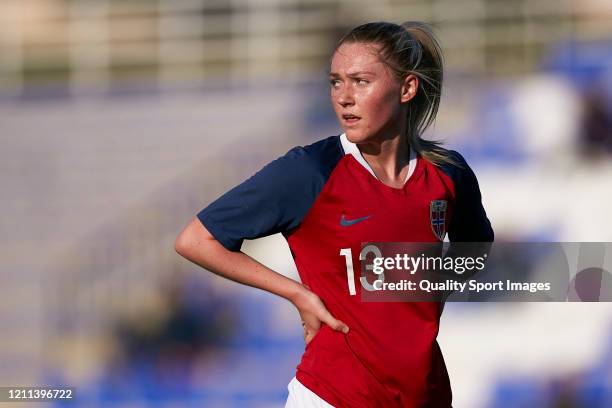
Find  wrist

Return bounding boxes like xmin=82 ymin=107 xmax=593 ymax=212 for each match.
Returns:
xmin=287 ymin=281 xmax=310 ymax=307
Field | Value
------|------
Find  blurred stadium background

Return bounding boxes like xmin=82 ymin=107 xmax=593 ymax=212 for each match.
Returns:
xmin=1 ymin=0 xmax=612 ymax=407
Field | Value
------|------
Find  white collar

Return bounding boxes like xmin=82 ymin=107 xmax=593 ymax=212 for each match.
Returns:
xmin=339 ymin=133 xmax=417 ymax=184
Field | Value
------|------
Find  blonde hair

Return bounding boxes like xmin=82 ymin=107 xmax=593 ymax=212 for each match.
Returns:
xmin=336 ymin=21 xmax=458 ymax=167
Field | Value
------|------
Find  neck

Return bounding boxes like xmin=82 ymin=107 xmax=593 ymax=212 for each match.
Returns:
xmin=358 ymin=130 xmax=411 ymax=187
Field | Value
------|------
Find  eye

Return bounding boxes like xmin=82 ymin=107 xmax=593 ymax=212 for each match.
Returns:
xmin=329 ymin=79 xmax=341 ymax=88
xmin=356 ymin=78 xmax=369 ymax=86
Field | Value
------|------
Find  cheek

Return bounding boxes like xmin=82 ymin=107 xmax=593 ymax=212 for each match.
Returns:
xmin=362 ymin=88 xmax=401 ymax=122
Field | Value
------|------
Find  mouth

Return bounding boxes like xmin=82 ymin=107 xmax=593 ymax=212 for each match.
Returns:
xmin=342 ymin=113 xmax=361 ymax=125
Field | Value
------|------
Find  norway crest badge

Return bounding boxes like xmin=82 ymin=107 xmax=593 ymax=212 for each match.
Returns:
xmin=430 ymin=200 xmax=448 ymax=241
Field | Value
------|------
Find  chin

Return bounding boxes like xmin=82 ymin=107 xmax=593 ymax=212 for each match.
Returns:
xmin=344 ymin=129 xmax=368 ymax=144
xmin=345 ymin=129 xmax=377 ymax=146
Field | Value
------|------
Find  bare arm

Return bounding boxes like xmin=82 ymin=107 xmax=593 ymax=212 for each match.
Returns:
xmin=175 ymin=217 xmax=349 ymax=342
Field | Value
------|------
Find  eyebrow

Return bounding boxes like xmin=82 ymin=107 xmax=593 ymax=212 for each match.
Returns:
xmin=328 ymin=71 xmax=376 ymax=78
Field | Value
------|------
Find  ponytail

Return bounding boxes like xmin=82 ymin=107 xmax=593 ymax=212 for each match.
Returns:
xmin=336 ymin=21 xmax=458 ymax=167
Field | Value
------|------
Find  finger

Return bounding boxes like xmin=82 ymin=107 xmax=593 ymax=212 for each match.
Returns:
xmin=302 ymin=316 xmax=321 ymax=332
xmin=304 ymin=331 xmax=315 ymax=345
xmin=321 ymin=312 xmax=349 ymax=334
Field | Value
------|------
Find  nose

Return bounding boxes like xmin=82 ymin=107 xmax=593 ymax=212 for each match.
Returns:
xmin=336 ymin=84 xmax=355 ymax=107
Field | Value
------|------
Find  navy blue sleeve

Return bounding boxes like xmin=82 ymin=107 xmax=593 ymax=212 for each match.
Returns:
xmin=442 ymin=151 xmax=494 ymax=242
xmin=197 ymin=136 xmax=343 ymax=251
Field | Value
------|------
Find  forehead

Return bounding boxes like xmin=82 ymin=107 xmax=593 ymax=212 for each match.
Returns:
xmin=330 ymin=42 xmax=385 ymax=73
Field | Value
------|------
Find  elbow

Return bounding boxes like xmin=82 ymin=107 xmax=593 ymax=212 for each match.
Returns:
xmin=175 ymin=232 xmax=204 ymax=263
xmin=175 ymin=217 xmax=216 ymax=260
xmin=174 ymin=225 xmax=199 ymax=259
xmin=174 ymin=232 xmax=190 ymax=258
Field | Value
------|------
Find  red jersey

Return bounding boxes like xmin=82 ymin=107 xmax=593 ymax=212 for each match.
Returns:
xmin=198 ymin=134 xmax=494 ymax=407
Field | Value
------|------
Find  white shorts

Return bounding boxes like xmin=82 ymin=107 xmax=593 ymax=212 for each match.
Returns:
xmin=285 ymin=376 xmax=334 ymax=408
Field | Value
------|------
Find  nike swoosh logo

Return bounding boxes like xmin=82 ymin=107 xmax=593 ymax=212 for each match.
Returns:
xmin=340 ymin=214 xmax=371 ymax=227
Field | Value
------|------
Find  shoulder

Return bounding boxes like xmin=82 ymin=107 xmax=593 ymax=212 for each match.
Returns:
xmin=434 ymin=147 xmax=473 ymax=185
xmin=285 ymin=134 xmax=343 ymax=164
xmin=276 ymin=134 xmax=344 ymax=180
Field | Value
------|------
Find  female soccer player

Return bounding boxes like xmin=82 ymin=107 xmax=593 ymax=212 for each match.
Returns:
xmin=175 ymin=21 xmax=493 ymax=407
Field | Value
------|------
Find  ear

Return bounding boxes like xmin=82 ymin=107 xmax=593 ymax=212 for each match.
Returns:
xmin=400 ymin=74 xmax=419 ymax=103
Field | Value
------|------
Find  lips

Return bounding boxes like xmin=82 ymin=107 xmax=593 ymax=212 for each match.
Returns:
xmin=342 ymin=113 xmax=361 ymax=125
